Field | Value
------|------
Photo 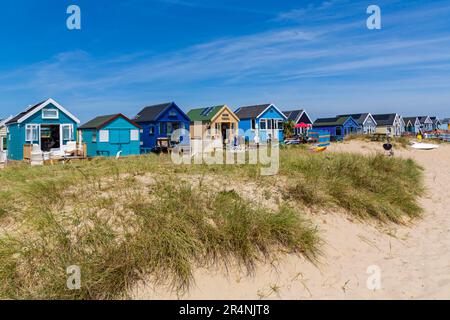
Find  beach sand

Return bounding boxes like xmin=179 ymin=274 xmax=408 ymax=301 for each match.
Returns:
xmin=131 ymin=140 xmax=450 ymax=300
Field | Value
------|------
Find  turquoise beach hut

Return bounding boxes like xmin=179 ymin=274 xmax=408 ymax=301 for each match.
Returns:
xmin=78 ymin=114 xmax=141 ymax=157
xmin=6 ymin=98 xmax=80 ymax=160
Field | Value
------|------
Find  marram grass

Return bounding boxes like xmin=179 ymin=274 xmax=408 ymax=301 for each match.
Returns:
xmin=0 ymin=147 xmax=423 ymax=299
xmin=282 ymin=150 xmax=424 ymax=223
xmin=0 ymin=175 xmax=319 ymax=299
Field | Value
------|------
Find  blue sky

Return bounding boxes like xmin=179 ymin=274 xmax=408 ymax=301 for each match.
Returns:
xmin=0 ymin=0 xmax=449 ymax=122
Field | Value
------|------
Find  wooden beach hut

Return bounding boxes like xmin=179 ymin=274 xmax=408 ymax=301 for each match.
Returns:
xmin=79 ymin=114 xmax=141 ymax=157
xmin=134 ymin=102 xmax=190 ymax=153
xmin=312 ymin=116 xmax=359 ymax=141
xmin=235 ymin=104 xmax=287 ymax=143
xmin=6 ymin=99 xmax=80 ymax=161
xmin=187 ymin=105 xmax=239 ymax=144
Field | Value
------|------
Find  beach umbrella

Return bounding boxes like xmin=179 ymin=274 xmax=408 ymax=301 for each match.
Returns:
xmin=295 ymin=123 xmax=311 ymax=129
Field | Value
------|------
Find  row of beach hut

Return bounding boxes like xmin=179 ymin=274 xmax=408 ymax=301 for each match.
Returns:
xmin=0 ymin=98 xmax=448 ymax=161
xmin=312 ymin=113 xmax=447 ymax=141
xmin=0 ymin=99 xmax=313 ymax=161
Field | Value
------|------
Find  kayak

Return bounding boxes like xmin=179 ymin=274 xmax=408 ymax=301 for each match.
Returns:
xmin=312 ymin=146 xmax=328 ymax=153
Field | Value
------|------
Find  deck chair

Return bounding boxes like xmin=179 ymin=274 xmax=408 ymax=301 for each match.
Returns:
xmin=64 ymin=141 xmax=78 ymax=157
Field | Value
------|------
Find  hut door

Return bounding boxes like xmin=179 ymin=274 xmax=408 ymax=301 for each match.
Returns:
xmin=40 ymin=125 xmax=61 ymax=152
xmin=267 ymin=119 xmax=274 ymax=141
xmin=221 ymin=123 xmax=230 ymax=144
xmin=110 ymin=129 xmax=130 ymax=153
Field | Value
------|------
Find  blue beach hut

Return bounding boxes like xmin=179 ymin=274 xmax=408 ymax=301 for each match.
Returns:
xmin=134 ymin=102 xmax=190 ymax=152
xmin=235 ymin=104 xmax=287 ymax=143
xmin=78 ymin=114 xmax=141 ymax=157
xmin=312 ymin=116 xmax=359 ymax=141
xmin=6 ymin=99 xmax=80 ymax=160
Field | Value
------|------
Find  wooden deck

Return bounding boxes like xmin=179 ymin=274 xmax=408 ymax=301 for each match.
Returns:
xmin=43 ymin=156 xmax=93 ymax=166
xmin=23 ymin=143 xmax=89 ymax=165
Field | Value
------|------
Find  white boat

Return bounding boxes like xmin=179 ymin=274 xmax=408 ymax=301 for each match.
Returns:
xmin=410 ymin=142 xmax=439 ymax=150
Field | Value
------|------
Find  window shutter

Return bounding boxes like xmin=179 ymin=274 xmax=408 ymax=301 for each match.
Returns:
xmin=130 ymin=130 xmax=139 ymax=141
xmin=99 ymin=130 xmax=109 ymax=142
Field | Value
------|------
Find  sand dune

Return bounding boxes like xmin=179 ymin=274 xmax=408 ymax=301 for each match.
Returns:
xmin=131 ymin=140 xmax=450 ymax=300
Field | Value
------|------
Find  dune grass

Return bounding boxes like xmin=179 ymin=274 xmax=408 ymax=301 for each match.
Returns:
xmin=0 ymin=147 xmax=424 ymax=299
xmin=0 ymin=158 xmax=319 ymax=299
xmin=282 ymin=150 xmax=423 ymax=222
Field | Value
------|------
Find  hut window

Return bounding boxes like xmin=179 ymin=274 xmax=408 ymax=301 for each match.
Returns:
xmin=99 ymin=130 xmax=109 ymax=142
xmin=167 ymin=123 xmax=173 ymax=134
xmin=92 ymin=132 xmax=97 ymax=143
xmin=336 ymin=127 xmax=342 ymax=136
xmin=62 ymin=124 xmax=73 ymax=141
xmin=260 ymin=119 xmax=267 ymax=130
xmin=251 ymin=119 xmax=256 ymax=130
xmin=277 ymin=120 xmax=284 ymax=130
xmin=267 ymin=119 xmax=273 ymax=130
xmin=130 ymin=130 xmax=139 ymax=141
xmin=149 ymin=126 xmax=155 ymax=135
xmin=42 ymin=109 xmax=59 ymax=119
xmin=25 ymin=124 xmax=39 ymax=142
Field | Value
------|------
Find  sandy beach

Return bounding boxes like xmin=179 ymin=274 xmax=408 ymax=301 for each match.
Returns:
xmin=131 ymin=140 xmax=450 ymax=300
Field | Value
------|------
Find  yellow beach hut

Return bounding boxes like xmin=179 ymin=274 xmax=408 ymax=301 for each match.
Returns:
xmin=187 ymin=105 xmax=239 ymax=145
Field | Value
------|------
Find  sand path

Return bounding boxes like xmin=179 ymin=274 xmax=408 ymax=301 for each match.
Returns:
xmin=132 ymin=141 xmax=450 ymax=300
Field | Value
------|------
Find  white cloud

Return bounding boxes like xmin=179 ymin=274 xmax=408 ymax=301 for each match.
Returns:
xmin=1 ymin=0 xmax=450 ymax=119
